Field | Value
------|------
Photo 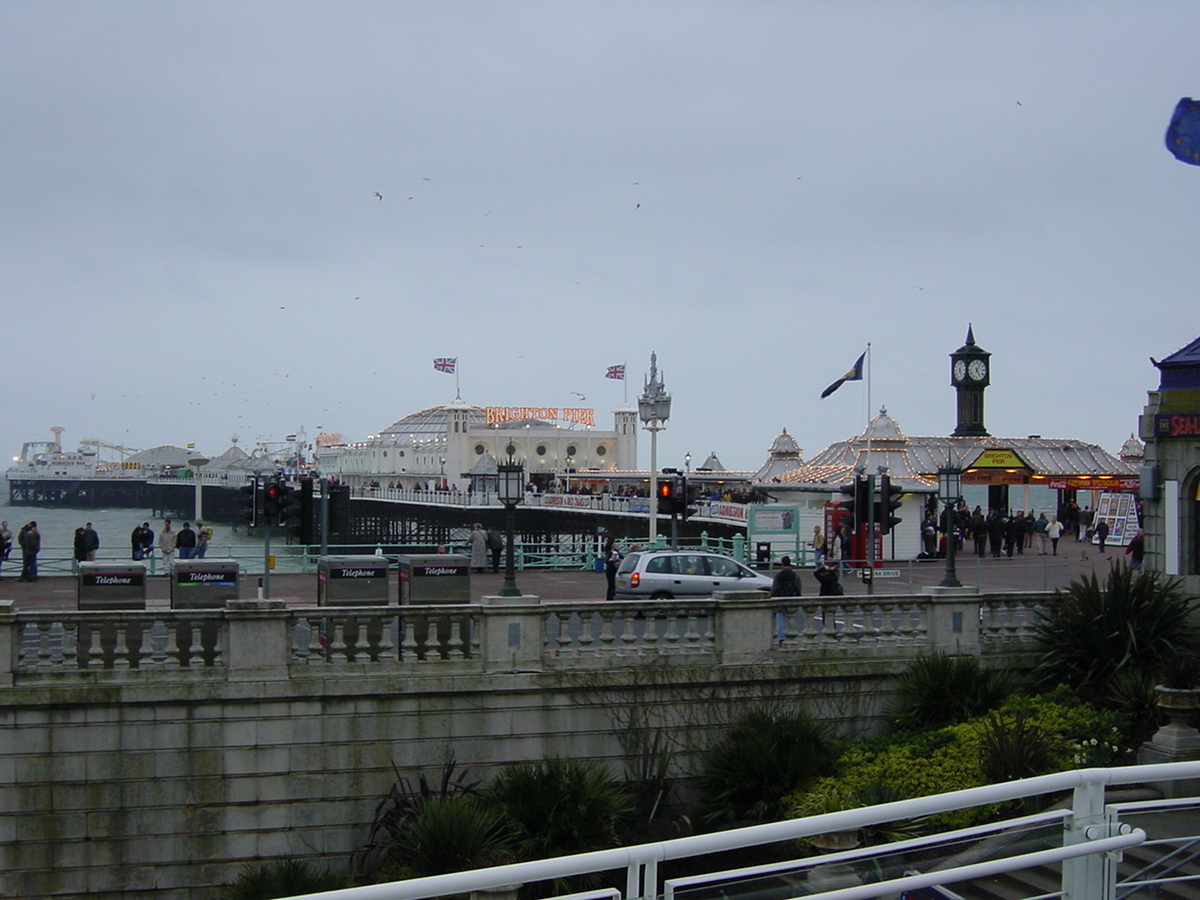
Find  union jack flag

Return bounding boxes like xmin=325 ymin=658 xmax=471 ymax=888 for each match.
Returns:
xmin=433 ymin=358 xmax=457 ymax=374
xmin=605 ymin=364 xmax=625 ymax=380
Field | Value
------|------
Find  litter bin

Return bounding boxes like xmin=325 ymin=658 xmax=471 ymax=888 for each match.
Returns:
xmin=317 ymin=555 xmax=391 ymax=606
xmin=396 ymin=554 xmax=471 ymax=605
xmin=78 ymin=562 xmax=147 ymax=610
xmin=171 ymin=559 xmax=240 ymax=609
xmin=755 ymin=542 xmax=772 ymax=569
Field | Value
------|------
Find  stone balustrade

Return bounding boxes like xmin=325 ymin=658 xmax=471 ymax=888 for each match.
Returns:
xmin=1 ymin=589 xmax=1048 ymax=683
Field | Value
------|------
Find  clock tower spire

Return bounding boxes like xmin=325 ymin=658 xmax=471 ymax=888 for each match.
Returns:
xmin=950 ymin=325 xmax=991 ymax=436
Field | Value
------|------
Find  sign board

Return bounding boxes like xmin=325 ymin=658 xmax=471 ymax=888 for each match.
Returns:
xmin=1093 ymin=491 xmax=1140 ymax=548
xmin=1154 ymin=413 xmax=1200 ymax=438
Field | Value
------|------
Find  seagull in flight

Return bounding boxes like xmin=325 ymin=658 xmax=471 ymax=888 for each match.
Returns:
xmin=375 ymin=192 xmax=383 ymax=200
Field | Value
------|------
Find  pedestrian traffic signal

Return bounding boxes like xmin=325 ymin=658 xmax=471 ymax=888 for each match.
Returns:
xmin=878 ymin=473 xmax=904 ymax=536
xmin=282 ymin=478 xmax=313 ymax=543
xmin=678 ymin=475 xmax=695 ymax=521
xmin=262 ymin=481 xmax=284 ymax=520
xmin=658 ymin=478 xmax=676 ymax=508
xmin=239 ymin=477 xmax=259 ymax=527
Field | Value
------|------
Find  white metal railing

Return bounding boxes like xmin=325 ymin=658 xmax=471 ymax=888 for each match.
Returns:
xmin=276 ymin=763 xmax=1200 ymax=900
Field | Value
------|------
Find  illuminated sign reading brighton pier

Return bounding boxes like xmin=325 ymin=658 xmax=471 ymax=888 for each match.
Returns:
xmin=485 ymin=407 xmax=596 ymax=427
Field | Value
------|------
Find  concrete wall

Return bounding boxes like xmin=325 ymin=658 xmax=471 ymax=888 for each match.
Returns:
xmin=1140 ymin=389 xmax=1200 ymax=596
xmin=0 ymin=591 xmax=1047 ymax=899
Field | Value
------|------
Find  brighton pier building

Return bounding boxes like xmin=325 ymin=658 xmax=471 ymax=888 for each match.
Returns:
xmin=318 ymin=395 xmax=640 ymax=493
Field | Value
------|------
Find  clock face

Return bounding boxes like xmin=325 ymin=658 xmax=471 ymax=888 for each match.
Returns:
xmin=953 ymin=360 xmax=967 ymax=382
xmin=968 ymin=359 xmax=988 ymax=381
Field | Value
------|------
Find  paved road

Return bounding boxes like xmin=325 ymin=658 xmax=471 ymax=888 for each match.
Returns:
xmin=0 ymin=534 xmax=1133 ymax=610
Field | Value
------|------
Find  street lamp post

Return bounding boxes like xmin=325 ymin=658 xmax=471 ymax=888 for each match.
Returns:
xmin=638 ymin=352 xmax=672 ymax=544
xmin=497 ymin=454 xmax=525 ymax=598
xmin=938 ymin=446 xmax=964 ymax=589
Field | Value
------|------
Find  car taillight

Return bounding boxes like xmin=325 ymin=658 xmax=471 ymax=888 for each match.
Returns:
xmin=630 ymin=573 xmax=640 ymax=587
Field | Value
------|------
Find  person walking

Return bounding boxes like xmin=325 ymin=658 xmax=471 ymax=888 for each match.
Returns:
xmin=18 ymin=521 xmax=41 ymax=582
xmin=1034 ymin=513 xmax=1049 ymax=555
xmin=486 ymin=526 xmax=504 ymax=573
xmin=1096 ymin=519 xmax=1110 ymax=554
xmin=1045 ymin=515 xmax=1064 ymax=556
xmin=1126 ymin=529 xmax=1145 ymax=570
xmin=810 ymin=526 xmax=826 ymax=567
xmin=468 ymin=523 xmax=488 ymax=573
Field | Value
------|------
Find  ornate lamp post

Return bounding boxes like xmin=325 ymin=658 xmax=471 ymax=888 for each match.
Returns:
xmin=638 ymin=352 xmax=672 ymax=543
xmin=497 ymin=454 xmax=525 ymax=597
xmin=938 ymin=445 xmax=964 ymax=589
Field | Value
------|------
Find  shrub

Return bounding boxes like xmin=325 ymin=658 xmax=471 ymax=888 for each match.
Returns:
xmin=888 ymin=653 xmax=1020 ymax=731
xmin=222 ymin=860 xmax=352 ymax=900
xmin=978 ymin=710 xmax=1058 ymax=783
xmin=697 ymin=709 xmax=840 ymax=824
xmin=486 ymin=758 xmax=633 ymax=860
xmin=789 ymin=692 xmax=1127 ymax=832
xmin=384 ymin=796 xmax=515 ymax=877
xmin=1033 ymin=567 xmax=1199 ymax=700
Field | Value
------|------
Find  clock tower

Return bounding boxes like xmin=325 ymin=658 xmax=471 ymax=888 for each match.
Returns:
xmin=950 ymin=325 xmax=991 ymax=436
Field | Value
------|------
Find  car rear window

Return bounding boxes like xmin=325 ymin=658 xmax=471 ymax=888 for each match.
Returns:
xmin=617 ymin=553 xmax=641 ymax=574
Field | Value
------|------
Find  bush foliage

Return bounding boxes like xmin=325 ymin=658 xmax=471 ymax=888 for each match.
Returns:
xmin=888 ymin=653 xmax=1020 ymax=731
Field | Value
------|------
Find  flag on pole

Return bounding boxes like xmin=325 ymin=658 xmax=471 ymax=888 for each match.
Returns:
xmin=433 ymin=357 xmax=457 ymax=374
xmin=820 ymin=351 xmax=866 ymax=399
xmin=1166 ymin=97 xmax=1200 ymax=165
xmin=605 ymin=364 xmax=626 ymax=380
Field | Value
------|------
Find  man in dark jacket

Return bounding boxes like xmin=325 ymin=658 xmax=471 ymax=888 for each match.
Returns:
xmin=19 ymin=521 xmax=41 ymax=582
xmin=176 ymin=523 xmax=198 ymax=560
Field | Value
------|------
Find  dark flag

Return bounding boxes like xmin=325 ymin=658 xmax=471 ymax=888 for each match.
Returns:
xmin=1166 ymin=97 xmax=1200 ymax=165
xmin=820 ymin=352 xmax=866 ymax=398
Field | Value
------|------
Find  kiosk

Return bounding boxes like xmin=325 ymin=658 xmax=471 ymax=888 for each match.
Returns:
xmin=77 ymin=562 xmax=147 ymax=610
xmin=171 ymin=559 xmax=241 ymax=609
xmin=396 ymin=554 xmax=471 ymax=605
xmin=318 ymin=555 xmax=391 ymax=606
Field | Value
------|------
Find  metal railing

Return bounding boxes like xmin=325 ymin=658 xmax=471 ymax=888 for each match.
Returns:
xmin=273 ymin=762 xmax=1200 ymax=900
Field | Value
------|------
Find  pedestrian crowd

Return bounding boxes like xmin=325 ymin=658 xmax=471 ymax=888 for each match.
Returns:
xmin=0 ymin=519 xmax=216 ymax=581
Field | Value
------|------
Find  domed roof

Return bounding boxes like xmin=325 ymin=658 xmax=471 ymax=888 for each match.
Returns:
xmin=768 ymin=428 xmax=802 ymax=459
xmin=862 ymin=407 xmax=906 ymax=443
xmin=1119 ymin=433 xmax=1145 ymax=460
xmin=377 ymin=405 xmax=486 ymax=444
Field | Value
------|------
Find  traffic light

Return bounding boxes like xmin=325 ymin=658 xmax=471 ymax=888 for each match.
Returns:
xmin=878 ymin=473 xmax=903 ymax=536
xmin=679 ymin=475 xmax=695 ymax=521
xmin=282 ymin=478 xmax=313 ymax=543
xmin=658 ymin=478 xmax=676 ymax=510
xmin=262 ymin=480 xmax=284 ymax=520
xmin=838 ymin=476 xmax=868 ymax=531
xmin=239 ymin=477 xmax=259 ymax=527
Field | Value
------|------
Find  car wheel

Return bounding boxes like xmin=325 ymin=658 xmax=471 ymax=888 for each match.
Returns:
xmin=649 ymin=591 xmax=674 ymax=600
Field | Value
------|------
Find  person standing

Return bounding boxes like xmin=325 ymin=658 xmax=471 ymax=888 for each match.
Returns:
xmin=1096 ymin=519 xmax=1110 ymax=554
xmin=467 ymin=523 xmax=488 ymax=573
xmin=176 ymin=523 xmax=197 ymax=560
xmin=813 ymin=560 xmax=843 ymax=596
xmin=18 ymin=521 xmax=41 ymax=582
xmin=0 ymin=520 xmax=12 ymax=579
xmin=1034 ymin=513 xmax=1049 ymax=555
xmin=82 ymin=522 xmax=100 ymax=561
xmin=159 ymin=520 xmax=177 ymax=569
xmin=603 ymin=537 xmax=621 ymax=601
xmin=195 ymin=522 xmax=212 ymax=559
xmin=770 ymin=555 xmax=801 ymax=643
xmin=1045 ymin=515 xmax=1064 ymax=556
xmin=486 ymin=526 xmax=504 ymax=574
xmin=73 ymin=527 xmax=89 ymax=564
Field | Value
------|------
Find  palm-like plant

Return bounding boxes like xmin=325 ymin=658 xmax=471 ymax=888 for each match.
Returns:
xmin=385 ymin=796 xmax=515 ymax=877
xmin=698 ymin=710 xmax=840 ymax=824
xmin=486 ymin=758 xmax=633 ymax=860
xmin=888 ymin=653 xmax=1019 ymax=732
xmin=1033 ymin=566 xmax=1199 ymax=700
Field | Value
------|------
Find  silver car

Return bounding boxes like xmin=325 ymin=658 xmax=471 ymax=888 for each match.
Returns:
xmin=614 ymin=550 xmax=775 ymax=598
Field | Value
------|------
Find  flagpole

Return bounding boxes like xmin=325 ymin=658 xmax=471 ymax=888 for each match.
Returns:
xmin=623 ymin=360 xmax=628 ymax=404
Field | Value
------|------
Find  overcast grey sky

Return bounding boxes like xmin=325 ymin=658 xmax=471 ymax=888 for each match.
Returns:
xmin=2 ymin=1 xmax=1197 ymax=472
